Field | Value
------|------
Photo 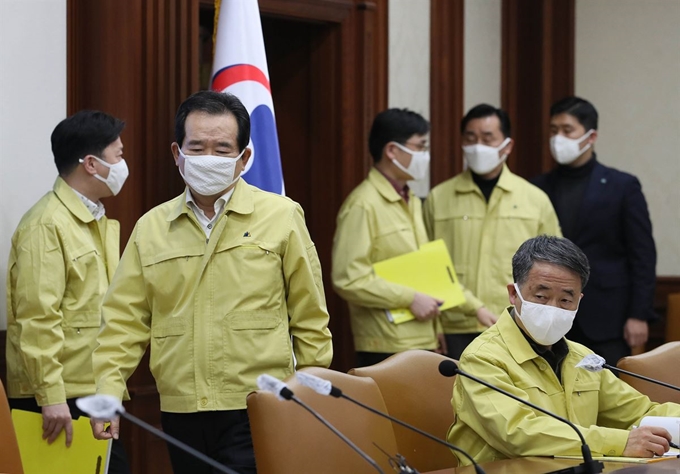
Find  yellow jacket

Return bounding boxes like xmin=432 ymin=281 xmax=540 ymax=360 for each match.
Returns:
xmin=6 ymin=177 xmax=119 ymax=405
xmin=332 ymin=168 xmax=439 ymax=353
xmin=448 ymin=309 xmax=680 ymax=465
xmin=93 ymin=179 xmax=333 ymax=412
xmin=424 ymin=165 xmax=561 ymax=333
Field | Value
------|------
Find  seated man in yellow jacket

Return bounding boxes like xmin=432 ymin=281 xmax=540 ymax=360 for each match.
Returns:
xmin=6 ymin=110 xmax=130 ymax=473
xmin=332 ymin=108 xmax=443 ymax=368
xmin=424 ymin=104 xmax=561 ymax=359
xmin=90 ymin=91 xmax=333 ymax=474
xmin=448 ymin=235 xmax=680 ymax=465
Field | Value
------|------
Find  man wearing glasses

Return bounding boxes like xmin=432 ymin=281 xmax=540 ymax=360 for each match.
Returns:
xmin=332 ymin=108 xmax=444 ymax=367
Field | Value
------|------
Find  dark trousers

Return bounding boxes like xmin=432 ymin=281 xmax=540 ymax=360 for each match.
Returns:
xmin=445 ymin=333 xmax=481 ymax=360
xmin=568 ymin=323 xmax=631 ymax=367
xmin=355 ymin=351 xmax=394 ymax=368
xmin=8 ymin=397 xmax=131 ymax=474
xmin=161 ymin=409 xmax=256 ymax=474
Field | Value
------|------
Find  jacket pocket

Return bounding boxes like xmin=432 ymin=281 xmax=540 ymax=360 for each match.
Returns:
xmin=62 ymin=311 xmax=101 ymax=329
xmin=152 ymin=318 xmax=187 ymax=337
xmin=221 ymin=311 xmax=292 ymax=392
xmin=571 ymin=380 xmax=601 ymax=425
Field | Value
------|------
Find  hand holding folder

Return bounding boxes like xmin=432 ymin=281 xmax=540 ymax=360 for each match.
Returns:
xmin=12 ymin=409 xmax=111 ymax=474
xmin=373 ymin=239 xmax=466 ymax=324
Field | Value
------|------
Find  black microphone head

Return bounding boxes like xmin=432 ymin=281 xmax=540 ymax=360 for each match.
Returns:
xmin=439 ymin=360 xmax=459 ymax=377
xmin=280 ymin=386 xmax=294 ymax=400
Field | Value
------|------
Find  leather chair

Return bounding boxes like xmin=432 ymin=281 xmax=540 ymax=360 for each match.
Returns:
xmin=349 ymin=350 xmax=458 ymax=472
xmin=0 ymin=379 xmax=24 ymax=474
xmin=666 ymin=293 xmax=680 ymax=342
xmin=247 ymin=367 xmax=399 ymax=474
xmin=617 ymin=341 xmax=680 ymax=404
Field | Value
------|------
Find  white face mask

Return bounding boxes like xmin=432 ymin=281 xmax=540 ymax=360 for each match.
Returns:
xmin=391 ymin=142 xmax=430 ymax=181
xmin=462 ymin=137 xmax=511 ymax=175
xmin=550 ymin=130 xmax=594 ymax=165
xmin=178 ymin=148 xmax=245 ymax=196
xmin=85 ymin=156 xmax=129 ymax=196
xmin=513 ymin=283 xmax=578 ymax=346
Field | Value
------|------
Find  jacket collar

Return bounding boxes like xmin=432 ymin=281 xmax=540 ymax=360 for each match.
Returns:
xmin=167 ymin=178 xmax=254 ymax=222
xmin=453 ymin=164 xmax=516 ymax=194
xmin=53 ymin=177 xmax=96 ymax=224
xmin=368 ymin=167 xmax=409 ymax=203
xmin=497 ymin=307 xmax=542 ymax=365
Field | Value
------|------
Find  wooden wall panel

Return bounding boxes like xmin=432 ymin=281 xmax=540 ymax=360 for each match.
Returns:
xmin=68 ymin=0 xmax=198 ymax=244
xmin=430 ymin=0 xmax=465 ymax=186
xmin=501 ymin=0 xmax=574 ymax=179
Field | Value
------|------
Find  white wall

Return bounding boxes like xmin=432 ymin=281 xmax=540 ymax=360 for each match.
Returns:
xmin=0 ymin=0 xmax=67 ymax=329
xmin=575 ymin=0 xmax=680 ymax=276
xmin=388 ymin=0 xmax=431 ymax=198
xmin=464 ymin=0 xmax=501 ymax=111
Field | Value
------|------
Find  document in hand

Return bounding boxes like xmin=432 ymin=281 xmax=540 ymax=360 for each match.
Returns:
xmin=12 ymin=409 xmax=111 ymax=474
xmin=640 ymin=416 xmax=680 ymax=453
xmin=373 ymin=239 xmax=466 ymax=324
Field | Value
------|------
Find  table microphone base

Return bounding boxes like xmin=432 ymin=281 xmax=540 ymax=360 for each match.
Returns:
xmin=547 ymin=460 xmax=605 ymax=474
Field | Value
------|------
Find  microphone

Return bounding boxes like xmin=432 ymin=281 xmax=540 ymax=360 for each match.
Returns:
xmin=76 ymin=395 xmax=239 ymax=474
xmin=295 ymin=371 xmax=486 ymax=474
xmin=438 ymin=360 xmax=604 ymax=474
xmin=576 ymin=354 xmax=680 ymax=392
xmin=256 ymin=374 xmax=385 ymax=474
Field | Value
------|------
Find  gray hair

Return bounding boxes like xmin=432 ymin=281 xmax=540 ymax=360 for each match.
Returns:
xmin=512 ymin=235 xmax=590 ymax=289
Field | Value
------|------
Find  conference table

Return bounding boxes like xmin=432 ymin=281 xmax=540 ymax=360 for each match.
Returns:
xmin=425 ymin=456 xmax=680 ymax=473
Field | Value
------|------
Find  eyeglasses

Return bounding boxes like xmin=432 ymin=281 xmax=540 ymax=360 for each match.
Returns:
xmin=402 ymin=141 xmax=430 ymax=152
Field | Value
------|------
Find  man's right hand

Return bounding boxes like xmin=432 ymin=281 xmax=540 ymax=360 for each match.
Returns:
xmin=90 ymin=416 xmax=120 ymax=441
xmin=476 ymin=307 xmax=498 ymax=327
xmin=410 ymin=292 xmax=443 ymax=321
xmin=42 ymin=403 xmax=73 ymax=447
xmin=622 ymin=426 xmax=672 ymax=457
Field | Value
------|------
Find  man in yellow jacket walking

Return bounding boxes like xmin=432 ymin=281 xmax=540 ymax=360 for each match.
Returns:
xmin=6 ymin=110 xmax=130 ymax=473
xmin=90 ymin=91 xmax=333 ymax=474
xmin=332 ymin=108 xmax=443 ymax=368
xmin=424 ymin=104 xmax=561 ymax=359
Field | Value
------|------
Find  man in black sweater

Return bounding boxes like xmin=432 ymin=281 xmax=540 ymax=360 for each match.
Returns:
xmin=532 ymin=97 xmax=657 ymax=366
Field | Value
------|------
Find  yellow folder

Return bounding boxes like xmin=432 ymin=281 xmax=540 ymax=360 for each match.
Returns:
xmin=11 ymin=409 xmax=111 ymax=474
xmin=373 ymin=239 xmax=466 ymax=324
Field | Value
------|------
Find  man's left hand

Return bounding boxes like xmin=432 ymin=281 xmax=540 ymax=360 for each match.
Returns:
xmin=624 ymin=318 xmax=648 ymax=349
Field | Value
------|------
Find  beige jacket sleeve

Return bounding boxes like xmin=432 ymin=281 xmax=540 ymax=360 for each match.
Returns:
xmin=332 ymin=204 xmax=416 ymax=310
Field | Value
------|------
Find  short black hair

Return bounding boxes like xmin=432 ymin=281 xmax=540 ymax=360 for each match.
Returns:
xmin=51 ymin=110 xmax=125 ymax=177
xmin=175 ymin=91 xmax=250 ymax=151
xmin=368 ymin=108 xmax=430 ymax=163
xmin=513 ymin=235 xmax=590 ymax=290
xmin=550 ymin=96 xmax=598 ymax=131
xmin=460 ymin=104 xmax=511 ymax=138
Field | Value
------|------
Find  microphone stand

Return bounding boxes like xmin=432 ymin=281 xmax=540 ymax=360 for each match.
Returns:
xmin=448 ymin=364 xmax=603 ymax=474
xmin=286 ymin=395 xmax=385 ymax=474
xmin=336 ymin=391 xmax=485 ymax=474
xmin=604 ymin=363 xmax=680 ymax=392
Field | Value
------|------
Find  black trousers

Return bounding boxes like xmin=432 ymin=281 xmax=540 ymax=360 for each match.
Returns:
xmin=8 ymin=397 xmax=131 ymax=474
xmin=161 ymin=409 xmax=256 ymax=474
xmin=355 ymin=351 xmax=394 ymax=368
xmin=445 ymin=333 xmax=481 ymax=360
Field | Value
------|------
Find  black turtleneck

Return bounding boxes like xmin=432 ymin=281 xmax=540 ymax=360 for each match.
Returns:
xmin=553 ymin=155 xmax=597 ymax=239
xmin=472 ymin=169 xmax=501 ymax=202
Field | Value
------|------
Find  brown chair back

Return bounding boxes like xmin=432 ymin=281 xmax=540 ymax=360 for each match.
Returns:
xmin=247 ymin=367 xmax=399 ymax=474
xmin=0 ymin=379 xmax=24 ymax=474
xmin=349 ymin=350 xmax=458 ymax=472
xmin=617 ymin=341 xmax=680 ymax=404
xmin=667 ymin=293 xmax=680 ymax=343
